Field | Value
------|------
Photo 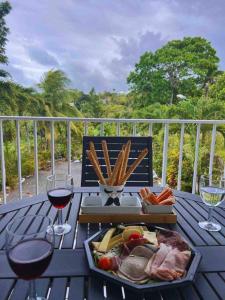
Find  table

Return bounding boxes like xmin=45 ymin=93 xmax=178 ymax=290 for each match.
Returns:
xmin=0 ymin=187 xmax=225 ymax=300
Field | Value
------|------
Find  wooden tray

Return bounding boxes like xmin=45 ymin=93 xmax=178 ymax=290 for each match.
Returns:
xmin=78 ymin=209 xmax=177 ymax=223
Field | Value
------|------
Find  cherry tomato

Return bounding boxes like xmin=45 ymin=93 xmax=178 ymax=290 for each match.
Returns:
xmin=98 ymin=256 xmax=112 ymax=270
xmin=128 ymin=232 xmax=142 ymax=241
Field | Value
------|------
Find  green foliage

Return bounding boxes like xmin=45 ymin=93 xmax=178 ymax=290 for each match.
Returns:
xmin=209 ymin=72 xmax=225 ymax=101
xmin=0 ymin=1 xmax=11 ymax=78
xmin=128 ymin=37 xmax=219 ymax=106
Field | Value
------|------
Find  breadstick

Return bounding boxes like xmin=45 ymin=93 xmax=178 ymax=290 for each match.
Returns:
xmin=116 ymin=150 xmax=125 ymax=185
xmin=87 ymin=150 xmax=106 ymax=185
xmin=108 ymin=150 xmax=124 ymax=186
xmin=121 ymin=148 xmax=148 ymax=183
xmin=101 ymin=140 xmax=112 ymax=177
xmin=159 ymin=196 xmax=175 ymax=205
xmin=157 ymin=187 xmax=173 ymax=202
xmin=89 ymin=141 xmax=98 ymax=162
xmin=121 ymin=140 xmax=131 ymax=180
xmin=140 ymin=188 xmax=148 ymax=200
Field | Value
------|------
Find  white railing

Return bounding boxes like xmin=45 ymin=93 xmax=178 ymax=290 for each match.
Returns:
xmin=0 ymin=116 xmax=225 ymax=204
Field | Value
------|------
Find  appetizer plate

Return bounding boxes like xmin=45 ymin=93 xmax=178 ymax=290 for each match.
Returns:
xmin=84 ymin=224 xmax=201 ymax=292
xmin=81 ymin=195 xmax=142 ymax=214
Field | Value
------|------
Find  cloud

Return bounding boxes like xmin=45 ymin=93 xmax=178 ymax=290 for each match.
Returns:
xmin=4 ymin=0 xmax=225 ymax=91
xmin=28 ymin=47 xmax=58 ymax=66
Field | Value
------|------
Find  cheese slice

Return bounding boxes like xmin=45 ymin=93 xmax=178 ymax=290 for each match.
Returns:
xmin=124 ymin=226 xmax=144 ymax=235
xmin=98 ymin=228 xmax=116 ymax=253
xmin=91 ymin=241 xmax=100 ymax=250
xmin=107 ymin=236 xmax=124 ymax=250
xmin=143 ymin=231 xmax=158 ymax=245
xmin=122 ymin=228 xmax=143 ymax=241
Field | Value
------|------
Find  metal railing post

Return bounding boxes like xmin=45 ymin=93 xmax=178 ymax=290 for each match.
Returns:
xmin=0 ymin=121 xmax=6 ymax=203
xmin=192 ymin=124 xmax=201 ymax=194
xmin=177 ymin=124 xmax=185 ymax=191
xmin=67 ymin=121 xmax=71 ymax=175
xmin=16 ymin=121 xmax=22 ymax=199
xmin=50 ymin=121 xmax=55 ymax=175
xmin=33 ymin=121 xmax=39 ymax=195
xmin=162 ymin=123 xmax=169 ymax=186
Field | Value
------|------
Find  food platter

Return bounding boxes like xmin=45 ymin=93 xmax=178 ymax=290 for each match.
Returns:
xmin=84 ymin=224 xmax=201 ymax=292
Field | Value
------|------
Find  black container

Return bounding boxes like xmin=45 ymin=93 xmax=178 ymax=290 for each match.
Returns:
xmin=84 ymin=224 xmax=201 ymax=292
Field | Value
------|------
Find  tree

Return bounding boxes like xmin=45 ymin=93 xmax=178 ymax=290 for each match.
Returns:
xmin=208 ymin=72 xmax=225 ymax=101
xmin=128 ymin=37 xmax=219 ymax=106
xmin=75 ymin=88 xmax=103 ymax=117
xmin=0 ymin=1 xmax=11 ymax=78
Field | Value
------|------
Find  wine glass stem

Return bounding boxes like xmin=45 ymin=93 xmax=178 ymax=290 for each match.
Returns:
xmin=29 ymin=280 xmax=36 ymax=299
xmin=208 ymin=207 xmax=213 ymax=222
xmin=58 ymin=209 xmax=63 ymax=225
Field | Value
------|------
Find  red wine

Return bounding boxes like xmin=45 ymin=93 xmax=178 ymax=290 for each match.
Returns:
xmin=47 ymin=188 xmax=73 ymax=209
xmin=8 ymin=238 xmax=53 ymax=280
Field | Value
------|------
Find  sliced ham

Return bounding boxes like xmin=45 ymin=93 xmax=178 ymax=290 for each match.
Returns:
xmin=118 ymin=245 xmax=155 ymax=282
xmin=155 ymin=249 xmax=191 ymax=280
xmin=111 ymin=256 xmax=121 ymax=271
xmin=145 ymin=243 xmax=172 ymax=276
xmin=145 ymin=242 xmax=191 ymax=281
xmin=130 ymin=245 xmax=155 ymax=259
xmin=157 ymin=229 xmax=189 ymax=251
xmin=120 ymin=238 xmax=148 ymax=259
xmin=126 ymin=237 xmax=148 ymax=250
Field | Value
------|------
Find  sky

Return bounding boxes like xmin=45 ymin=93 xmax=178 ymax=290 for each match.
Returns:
xmin=4 ymin=0 xmax=225 ymax=92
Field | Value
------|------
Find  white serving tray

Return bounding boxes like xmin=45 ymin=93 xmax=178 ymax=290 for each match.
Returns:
xmin=81 ymin=195 xmax=142 ymax=215
xmin=142 ymin=201 xmax=173 ymax=214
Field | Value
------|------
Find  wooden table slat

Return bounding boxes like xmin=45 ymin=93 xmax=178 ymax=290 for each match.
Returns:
xmin=187 ymin=200 xmax=225 ymax=237
xmin=124 ymin=289 xmax=144 ymax=300
xmin=160 ymin=288 xmax=183 ymax=300
xmin=87 ymin=277 xmax=104 ymax=300
xmin=68 ymin=277 xmax=85 ymax=300
xmin=178 ymin=198 xmax=225 ymax=245
xmin=49 ymin=278 xmax=68 ymax=300
xmin=0 ymin=279 xmax=15 ymax=300
xmin=194 ymin=273 xmax=220 ymax=300
xmin=178 ymin=285 xmax=201 ymax=300
xmin=175 ymin=200 xmax=218 ymax=246
xmin=0 ymin=205 xmax=32 ymax=250
xmin=106 ymin=282 xmax=123 ymax=300
xmin=10 ymin=279 xmax=29 ymax=300
xmin=62 ymin=193 xmax=82 ymax=249
xmin=0 ymin=249 xmax=89 ymax=278
xmin=76 ymin=223 xmax=88 ymax=249
xmin=205 ymin=273 xmax=225 ymax=300
xmin=173 ymin=206 xmax=206 ymax=246
xmin=35 ymin=278 xmax=51 ymax=298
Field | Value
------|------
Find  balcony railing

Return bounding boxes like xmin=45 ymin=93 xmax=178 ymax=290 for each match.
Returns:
xmin=0 ymin=116 xmax=225 ymax=204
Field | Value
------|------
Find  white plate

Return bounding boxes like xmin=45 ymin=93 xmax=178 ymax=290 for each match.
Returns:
xmin=81 ymin=195 xmax=142 ymax=214
xmin=142 ymin=201 xmax=173 ymax=214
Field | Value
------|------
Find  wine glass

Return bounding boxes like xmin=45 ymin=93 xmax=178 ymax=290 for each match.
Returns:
xmin=6 ymin=215 xmax=54 ymax=300
xmin=47 ymin=174 xmax=74 ymax=235
xmin=198 ymin=175 xmax=225 ymax=232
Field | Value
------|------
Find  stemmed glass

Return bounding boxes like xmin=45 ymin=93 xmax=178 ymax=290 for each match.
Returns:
xmin=198 ymin=175 xmax=225 ymax=232
xmin=6 ymin=215 xmax=54 ymax=300
xmin=47 ymin=174 xmax=74 ymax=235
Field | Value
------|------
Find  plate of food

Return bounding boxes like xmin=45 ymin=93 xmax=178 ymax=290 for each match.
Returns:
xmin=84 ymin=224 xmax=201 ymax=292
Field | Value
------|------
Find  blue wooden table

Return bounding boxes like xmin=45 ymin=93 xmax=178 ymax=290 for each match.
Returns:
xmin=0 ymin=187 xmax=225 ymax=300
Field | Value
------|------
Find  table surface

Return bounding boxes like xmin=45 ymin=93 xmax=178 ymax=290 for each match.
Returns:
xmin=0 ymin=187 xmax=225 ymax=300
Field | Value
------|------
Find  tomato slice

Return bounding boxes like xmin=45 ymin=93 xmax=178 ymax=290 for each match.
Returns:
xmin=128 ymin=232 xmax=142 ymax=241
xmin=98 ymin=256 xmax=112 ymax=270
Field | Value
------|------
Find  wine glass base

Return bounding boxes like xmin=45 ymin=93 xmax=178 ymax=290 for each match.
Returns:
xmin=198 ymin=221 xmax=221 ymax=232
xmin=47 ymin=224 xmax=71 ymax=235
